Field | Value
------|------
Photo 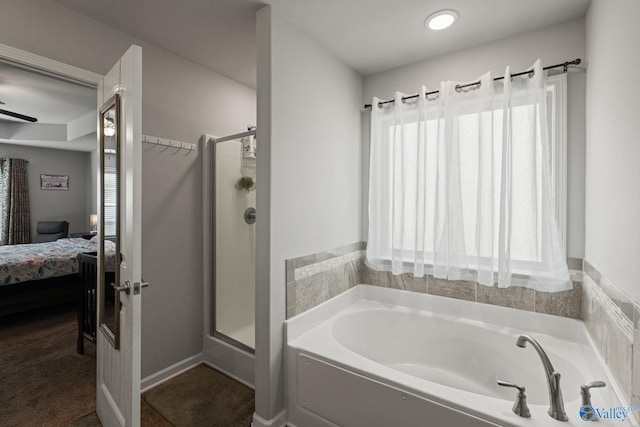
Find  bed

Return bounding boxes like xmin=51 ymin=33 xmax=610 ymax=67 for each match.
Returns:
xmin=0 ymin=238 xmax=116 ymax=316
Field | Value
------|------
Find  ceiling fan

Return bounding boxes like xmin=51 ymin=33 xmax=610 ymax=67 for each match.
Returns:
xmin=0 ymin=100 xmax=38 ymax=122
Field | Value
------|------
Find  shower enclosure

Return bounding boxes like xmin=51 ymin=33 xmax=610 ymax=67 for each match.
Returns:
xmin=212 ymin=130 xmax=256 ymax=352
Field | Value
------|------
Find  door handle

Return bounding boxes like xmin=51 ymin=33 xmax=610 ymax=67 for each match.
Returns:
xmin=112 ymin=281 xmax=131 ymax=295
xmin=112 ymin=280 xmax=149 ymax=295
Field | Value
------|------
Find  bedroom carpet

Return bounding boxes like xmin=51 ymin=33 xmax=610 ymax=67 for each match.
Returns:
xmin=1 ymin=304 xmax=254 ymax=426
xmin=0 ymin=303 xmax=97 ymax=426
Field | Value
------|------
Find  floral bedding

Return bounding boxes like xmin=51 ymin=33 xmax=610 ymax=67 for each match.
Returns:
xmin=0 ymin=238 xmax=116 ymax=286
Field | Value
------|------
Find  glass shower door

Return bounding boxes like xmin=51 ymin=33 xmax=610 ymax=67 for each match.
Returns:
xmin=213 ymin=131 xmax=256 ymax=351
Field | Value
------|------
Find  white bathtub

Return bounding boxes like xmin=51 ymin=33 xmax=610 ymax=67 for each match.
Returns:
xmin=285 ymin=285 xmax=634 ymax=427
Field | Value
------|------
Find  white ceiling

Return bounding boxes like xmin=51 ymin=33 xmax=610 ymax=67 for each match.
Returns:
xmin=0 ymin=62 xmax=95 ymax=124
xmin=49 ymin=0 xmax=262 ymax=88
xmin=1 ymin=0 xmax=591 ymax=153
xmin=0 ymin=61 xmax=97 ymax=152
xmin=49 ymin=0 xmax=590 ymax=87
xmin=269 ymin=0 xmax=592 ymax=76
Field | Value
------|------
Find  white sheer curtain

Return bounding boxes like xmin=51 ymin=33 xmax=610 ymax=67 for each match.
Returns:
xmin=366 ymin=60 xmax=571 ymax=292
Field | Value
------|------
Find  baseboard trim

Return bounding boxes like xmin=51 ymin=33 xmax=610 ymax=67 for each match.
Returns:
xmin=252 ymin=410 xmax=287 ymax=427
xmin=203 ymin=334 xmax=255 ymax=388
xmin=140 ymin=353 xmax=204 ymax=393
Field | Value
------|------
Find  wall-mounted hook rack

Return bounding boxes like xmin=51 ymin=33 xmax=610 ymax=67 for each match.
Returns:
xmin=142 ymin=134 xmax=198 ymax=155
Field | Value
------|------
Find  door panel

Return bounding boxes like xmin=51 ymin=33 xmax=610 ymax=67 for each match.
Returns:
xmin=96 ymin=45 xmax=143 ymax=427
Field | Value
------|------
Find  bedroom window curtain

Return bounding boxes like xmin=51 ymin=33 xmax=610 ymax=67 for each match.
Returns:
xmin=0 ymin=158 xmax=31 ymax=245
xmin=366 ymin=60 xmax=571 ymax=292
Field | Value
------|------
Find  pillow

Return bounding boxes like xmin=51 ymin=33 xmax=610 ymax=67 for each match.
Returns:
xmin=89 ymin=235 xmax=116 ymax=249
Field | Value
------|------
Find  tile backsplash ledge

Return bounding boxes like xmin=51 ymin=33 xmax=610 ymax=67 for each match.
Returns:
xmin=285 ymin=242 xmax=363 ymax=319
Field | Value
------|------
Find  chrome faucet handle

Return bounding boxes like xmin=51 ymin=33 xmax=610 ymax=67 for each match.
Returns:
xmin=497 ymin=379 xmax=531 ymax=418
xmin=581 ymin=381 xmax=606 ymax=411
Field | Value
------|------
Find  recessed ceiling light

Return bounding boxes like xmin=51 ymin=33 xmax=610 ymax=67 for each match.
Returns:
xmin=425 ymin=10 xmax=458 ymax=30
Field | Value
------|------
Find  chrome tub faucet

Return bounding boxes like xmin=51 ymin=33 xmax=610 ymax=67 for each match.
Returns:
xmin=516 ymin=335 xmax=568 ymax=421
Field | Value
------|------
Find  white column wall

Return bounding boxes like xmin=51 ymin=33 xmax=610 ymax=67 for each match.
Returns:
xmin=585 ymin=0 xmax=640 ymax=302
xmin=255 ymin=5 xmax=363 ymax=423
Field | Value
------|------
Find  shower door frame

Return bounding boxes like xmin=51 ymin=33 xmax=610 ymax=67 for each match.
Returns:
xmin=210 ymin=130 xmax=257 ymax=354
xmin=201 ymin=132 xmax=256 ymax=389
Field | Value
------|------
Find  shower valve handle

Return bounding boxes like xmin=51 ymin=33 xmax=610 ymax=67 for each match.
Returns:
xmin=497 ymin=379 xmax=531 ymax=418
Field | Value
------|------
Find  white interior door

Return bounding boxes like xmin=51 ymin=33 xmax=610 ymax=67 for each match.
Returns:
xmin=96 ymin=45 xmax=143 ymax=427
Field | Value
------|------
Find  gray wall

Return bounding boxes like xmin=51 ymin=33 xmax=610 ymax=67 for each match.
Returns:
xmin=256 ymin=5 xmax=363 ymax=422
xmin=363 ymin=18 xmax=587 ymax=259
xmin=585 ymin=1 xmax=640 ymax=303
xmin=0 ymin=0 xmax=256 ymax=379
xmin=0 ymin=142 xmax=91 ymax=237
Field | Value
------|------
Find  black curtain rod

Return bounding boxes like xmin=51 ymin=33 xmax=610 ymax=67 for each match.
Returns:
xmin=364 ymin=58 xmax=582 ymax=109
xmin=0 ymin=158 xmax=29 ymax=163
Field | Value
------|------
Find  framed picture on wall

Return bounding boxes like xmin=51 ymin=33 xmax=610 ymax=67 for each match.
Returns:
xmin=40 ymin=174 xmax=69 ymax=190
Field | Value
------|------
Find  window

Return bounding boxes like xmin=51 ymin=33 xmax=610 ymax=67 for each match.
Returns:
xmin=367 ymin=66 xmax=570 ymax=291
xmin=545 ymin=74 xmax=568 ymax=250
xmin=104 ymin=157 xmax=117 ymax=237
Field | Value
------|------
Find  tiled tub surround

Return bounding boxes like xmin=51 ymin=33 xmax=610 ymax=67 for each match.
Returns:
xmin=286 ymin=242 xmax=584 ymax=321
xmin=285 ymin=242 xmax=363 ymax=318
xmin=582 ymin=260 xmax=638 ymax=419
xmin=362 ymin=265 xmax=584 ymax=319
